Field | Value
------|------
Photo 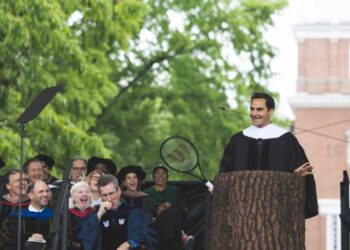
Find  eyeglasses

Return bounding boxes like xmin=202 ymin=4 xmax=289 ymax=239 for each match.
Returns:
xmin=72 ymin=167 xmax=87 ymax=172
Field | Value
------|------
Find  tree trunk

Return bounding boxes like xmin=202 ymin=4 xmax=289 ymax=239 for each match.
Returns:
xmin=209 ymin=171 xmax=305 ymax=250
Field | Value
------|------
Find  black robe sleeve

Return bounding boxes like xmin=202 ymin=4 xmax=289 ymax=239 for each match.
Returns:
xmin=304 ymin=175 xmax=318 ymax=218
xmin=1 ymin=216 xmax=19 ymax=249
xmin=284 ymin=133 xmax=318 ymax=218
xmin=219 ymin=133 xmax=242 ymax=173
xmin=79 ymin=213 xmax=101 ymax=250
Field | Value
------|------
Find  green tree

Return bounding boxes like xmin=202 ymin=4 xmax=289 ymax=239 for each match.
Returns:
xmin=0 ymin=0 xmax=288 ymax=180
xmin=93 ymin=0 xmax=287 ymax=179
xmin=0 ymin=0 xmax=148 ymax=174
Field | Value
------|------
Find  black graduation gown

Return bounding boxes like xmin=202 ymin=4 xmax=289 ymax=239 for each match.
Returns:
xmin=220 ymin=131 xmax=318 ymax=219
xmin=0 ymin=196 xmax=30 ymax=226
xmin=0 ymin=207 xmax=54 ymax=250
xmin=68 ymin=207 xmax=95 ymax=250
xmin=45 ymin=175 xmax=58 ymax=185
xmin=79 ymin=203 xmax=157 ymax=250
xmin=0 ymin=197 xmax=30 ymax=249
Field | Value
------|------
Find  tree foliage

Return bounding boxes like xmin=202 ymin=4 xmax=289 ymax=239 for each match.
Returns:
xmin=0 ymin=0 xmax=287 ymax=179
xmin=0 ymin=0 xmax=148 ymax=173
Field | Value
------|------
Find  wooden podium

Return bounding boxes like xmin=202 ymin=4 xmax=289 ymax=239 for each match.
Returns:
xmin=209 ymin=171 xmax=305 ymax=250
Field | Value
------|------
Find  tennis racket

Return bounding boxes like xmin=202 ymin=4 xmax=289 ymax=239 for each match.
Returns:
xmin=160 ymin=135 xmax=214 ymax=191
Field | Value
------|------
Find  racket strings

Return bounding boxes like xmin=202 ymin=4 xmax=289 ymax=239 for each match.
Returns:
xmin=161 ymin=138 xmax=198 ymax=172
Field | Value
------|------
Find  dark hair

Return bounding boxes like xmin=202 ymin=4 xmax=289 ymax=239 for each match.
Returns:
xmin=23 ymin=158 xmax=42 ymax=173
xmin=116 ymin=165 xmax=146 ymax=191
xmin=152 ymin=164 xmax=168 ymax=179
xmin=97 ymin=174 xmax=119 ymax=190
xmin=251 ymin=92 xmax=275 ymax=110
xmin=86 ymin=156 xmax=117 ymax=175
xmin=4 ymin=169 xmax=21 ymax=186
xmin=70 ymin=156 xmax=87 ymax=167
xmin=27 ymin=181 xmax=36 ymax=194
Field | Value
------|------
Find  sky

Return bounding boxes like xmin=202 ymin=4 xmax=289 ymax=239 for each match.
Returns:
xmin=267 ymin=0 xmax=350 ymax=119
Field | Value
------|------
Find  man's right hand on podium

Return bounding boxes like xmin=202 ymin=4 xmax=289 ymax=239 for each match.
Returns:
xmin=294 ymin=162 xmax=313 ymax=177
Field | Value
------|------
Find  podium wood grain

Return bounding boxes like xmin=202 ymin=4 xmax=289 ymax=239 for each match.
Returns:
xmin=209 ymin=171 xmax=305 ymax=250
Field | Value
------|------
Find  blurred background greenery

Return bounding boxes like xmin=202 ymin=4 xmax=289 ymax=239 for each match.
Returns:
xmin=0 ymin=0 xmax=290 ymax=180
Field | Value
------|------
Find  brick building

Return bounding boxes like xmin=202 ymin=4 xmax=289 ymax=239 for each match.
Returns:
xmin=290 ymin=23 xmax=350 ymax=250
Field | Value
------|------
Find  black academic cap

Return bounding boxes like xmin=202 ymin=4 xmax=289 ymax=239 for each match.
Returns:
xmin=116 ymin=165 xmax=146 ymax=183
xmin=87 ymin=156 xmax=117 ymax=175
xmin=35 ymin=154 xmax=55 ymax=169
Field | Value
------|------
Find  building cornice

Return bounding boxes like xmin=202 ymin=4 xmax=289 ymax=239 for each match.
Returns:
xmin=289 ymin=93 xmax=350 ymax=108
xmin=293 ymin=23 xmax=350 ymax=39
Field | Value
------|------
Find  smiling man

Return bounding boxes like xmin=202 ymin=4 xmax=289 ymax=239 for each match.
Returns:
xmin=23 ymin=158 xmax=44 ymax=184
xmin=219 ymin=92 xmax=318 ymax=218
xmin=0 ymin=170 xmax=30 ymax=227
xmin=1 ymin=180 xmax=54 ymax=248
xmin=70 ymin=157 xmax=87 ymax=183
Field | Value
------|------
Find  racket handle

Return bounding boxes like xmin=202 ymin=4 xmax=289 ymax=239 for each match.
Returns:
xmin=205 ymin=181 xmax=214 ymax=192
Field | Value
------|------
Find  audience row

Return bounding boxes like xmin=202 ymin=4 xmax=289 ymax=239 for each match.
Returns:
xmin=0 ymin=155 xmax=194 ymax=250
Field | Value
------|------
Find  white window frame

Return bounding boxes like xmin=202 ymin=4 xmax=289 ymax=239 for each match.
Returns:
xmin=318 ymin=199 xmax=341 ymax=250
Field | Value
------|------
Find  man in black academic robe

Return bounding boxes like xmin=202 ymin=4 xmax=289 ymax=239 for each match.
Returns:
xmin=1 ymin=180 xmax=54 ymax=250
xmin=0 ymin=170 xmax=30 ymax=249
xmin=0 ymin=170 xmax=30 ymax=227
xmin=220 ymin=92 xmax=318 ymax=218
xmin=79 ymin=174 xmax=156 ymax=250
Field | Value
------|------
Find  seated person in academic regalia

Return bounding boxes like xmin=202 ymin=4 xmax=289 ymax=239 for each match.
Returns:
xmin=23 ymin=158 xmax=44 ymax=185
xmin=143 ymin=165 xmax=194 ymax=250
xmin=1 ymin=180 xmax=54 ymax=250
xmin=51 ymin=156 xmax=87 ymax=188
xmin=69 ymin=157 xmax=88 ymax=184
xmin=68 ymin=181 xmax=96 ymax=250
xmin=80 ymin=174 xmax=156 ymax=250
xmin=35 ymin=154 xmax=58 ymax=185
xmin=49 ymin=156 xmax=87 ymax=208
xmin=0 ymin=170 xmax=30 ymax=249
xmin=116 ymin=165 xmax=153 ymax=211
xmin=0 ymin=170 xmax=30 ymax=226
xmin=85 ymin=170 xmax=105 ymax=207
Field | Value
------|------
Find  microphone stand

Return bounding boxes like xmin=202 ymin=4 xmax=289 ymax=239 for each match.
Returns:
xmin=17 ymin=123 xmax=25 ymax=250
xmin=16 ymin=86 xmax=62 ymax=250
xmin=51 ymin=162 xmax=72 ymax=250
